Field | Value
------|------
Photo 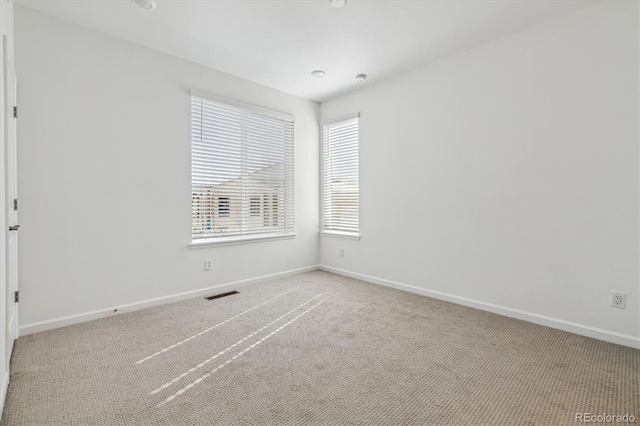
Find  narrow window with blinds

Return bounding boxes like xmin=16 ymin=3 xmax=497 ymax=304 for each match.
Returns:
xmin=191 ymin=92 xmax=295 ymax=243
xmin=322 ymin=116 xmax=360 ymax=238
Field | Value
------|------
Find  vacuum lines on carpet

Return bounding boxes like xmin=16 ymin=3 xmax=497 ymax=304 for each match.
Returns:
xmin=132 ymin=287 xmax=327 ymax=407
xmin=150 ymin=294 xmax=322 ymax=396
xmin=135 ymin=287 xmax=299 ymax=364
xmin=157 ymin=298 xmax=327 ymax=407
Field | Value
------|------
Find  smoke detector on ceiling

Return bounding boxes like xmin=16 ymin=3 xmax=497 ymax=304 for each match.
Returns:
xmin=311 ymin=70 xmax=326 ymax=78
xmin=330 ymin=0 xmax=347 ymax=8
xmin=356 ymin=74 xmax=367 ymax=82
xmin=131 ymin=0 xmax=157 ymax=10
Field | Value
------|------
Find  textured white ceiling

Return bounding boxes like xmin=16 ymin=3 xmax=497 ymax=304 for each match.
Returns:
xmin=16 ymin=0 xmax=596 ymax=102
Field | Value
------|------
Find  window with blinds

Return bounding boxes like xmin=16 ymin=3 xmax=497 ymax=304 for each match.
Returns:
xmin=191 ymin=92 xmax=294 ymax=242
xmin=322 ymin=116 xmax=359 ymax=236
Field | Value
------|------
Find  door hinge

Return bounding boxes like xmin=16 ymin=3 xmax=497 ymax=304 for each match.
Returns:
xmin=13 ymin=198 xmax=18 ymax=211
xmin=14 ymin=291 xmax=19 ymax=303
xmin=13 ymin=106 xmax=17 ymax=119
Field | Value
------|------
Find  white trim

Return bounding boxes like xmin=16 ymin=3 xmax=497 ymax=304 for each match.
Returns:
xmin=19 ymin=265 xmax=319 ymax=336
xmin=320 ymin=231 xmax=361 ymax=240
xmin=320 ymin=265 xmax=640 ymax=350
xmin=321 ymin=112 xmax=360 ymax=127
xmin=20 ymin=264 xmax=639 ymax=350
xmin=190 ymin=232 xmax=296 ymax=249
xmin=190 ymin=89 xmax=295 ymax=122
xmin=0 ymin=371 xmax=8 ymax=420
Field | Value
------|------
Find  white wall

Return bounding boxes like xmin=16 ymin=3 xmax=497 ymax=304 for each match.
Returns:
xmin=14 ymin=6 xmax=319 ymax=331
xmin=320 ymin=1 xmax=640 ymax=347
xmin=12 ymin=1 xmax=640 ymax=349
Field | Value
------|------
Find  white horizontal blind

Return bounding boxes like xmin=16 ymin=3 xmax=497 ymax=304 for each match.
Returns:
xmin=322 ymin=117 xmax=359 ymax=234
xmin=191 ymin=95 xmax=294 ymax=240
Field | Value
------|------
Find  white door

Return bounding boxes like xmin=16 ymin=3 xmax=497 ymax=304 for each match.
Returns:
xmin=3 ymin=35 xmax=17 ymax=366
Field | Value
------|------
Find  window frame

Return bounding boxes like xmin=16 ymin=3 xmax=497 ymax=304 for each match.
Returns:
xmin=320 ymin=113 xmax=361 ymax=240
xmin=189 ymin=90 xmax=296 ymax=248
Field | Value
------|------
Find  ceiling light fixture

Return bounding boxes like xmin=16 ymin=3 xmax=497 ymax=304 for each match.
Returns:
xmin=356 ymin=74 xmax=367 ymax=82
xmin=329 ymin=0 xmax=347 ymax=8
xmin=131 ymin=0 xmax=157 ymax=10
xmin=311 ymin=70 xmax=326 ymax=78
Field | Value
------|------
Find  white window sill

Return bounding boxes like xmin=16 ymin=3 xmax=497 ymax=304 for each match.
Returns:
xmin=321 ymin=231 xmax=361 ymax=241
xmin=189 ymin=232 xmax=296 ymax=249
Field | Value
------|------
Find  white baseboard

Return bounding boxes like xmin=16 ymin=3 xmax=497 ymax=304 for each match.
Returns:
xmin=0 ymin=370 xmax=9 ymax=419
xmin=320 ymin=265 xmax=640 ymax=350
xmin=20 ymin=265 xmax=320 ymax=336
xmin=19 ymin=263 xmax=640 ymax=349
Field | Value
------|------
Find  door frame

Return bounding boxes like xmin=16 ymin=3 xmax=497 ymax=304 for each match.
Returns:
xmin=3 ymin=32 xmax=17 ymax=369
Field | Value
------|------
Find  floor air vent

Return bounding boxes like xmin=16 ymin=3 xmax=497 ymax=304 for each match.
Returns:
xmin=204 ymin=290 xmax=239 ymax=301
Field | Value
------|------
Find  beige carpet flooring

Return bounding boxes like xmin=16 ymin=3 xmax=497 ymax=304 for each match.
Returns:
xmin=1 ymin=271 xmax=638 ymax=425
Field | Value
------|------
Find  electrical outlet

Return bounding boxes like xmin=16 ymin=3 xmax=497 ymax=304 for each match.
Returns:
xmin=610 ymin=291 xmax=626 ymax=309
xmin=204 ymin=259 xmax=213 ymax=271
xmin=339 ymin=248 xmax=344 ymax=257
